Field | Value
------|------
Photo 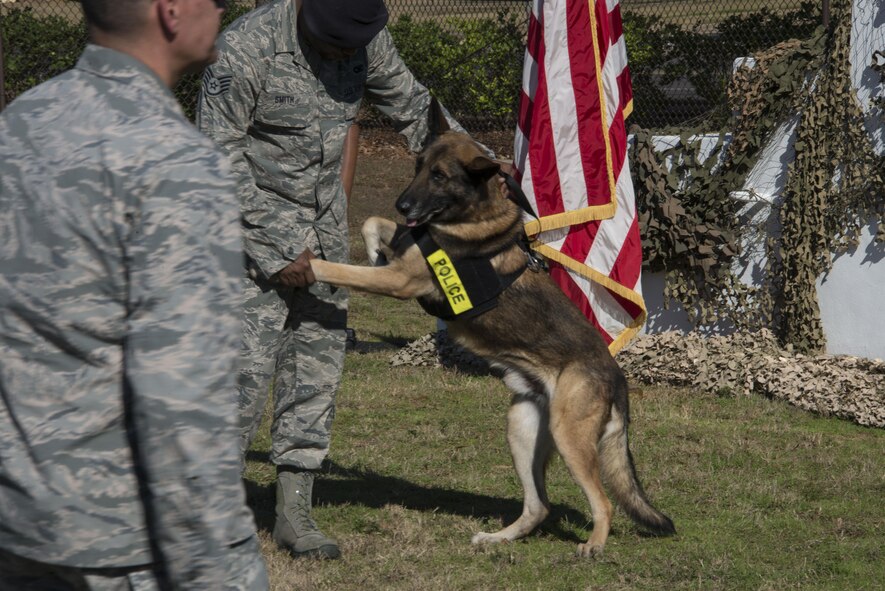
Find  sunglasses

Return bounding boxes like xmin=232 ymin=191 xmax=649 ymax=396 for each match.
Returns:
xmin=212 ymin=0 xmax=227 ymax=8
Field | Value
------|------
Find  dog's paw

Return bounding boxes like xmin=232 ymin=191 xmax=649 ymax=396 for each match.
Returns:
xmin=471 ymin=532 xmax=505 ymax=545
xmin=576 ymin=542 xmax=604 ymax=559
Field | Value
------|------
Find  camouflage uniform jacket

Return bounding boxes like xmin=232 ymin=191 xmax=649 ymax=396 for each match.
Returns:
xmin=0 ymin=45 xmax=256 ymax=584
xmin=197 ymin=0 xmax=467 ymax=277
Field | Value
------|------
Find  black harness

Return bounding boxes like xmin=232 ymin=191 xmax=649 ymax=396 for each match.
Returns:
xmin=408 ymin=225 xmax=526 ymax=321
xmin=400 ymin=173 xmax=547 ymax=321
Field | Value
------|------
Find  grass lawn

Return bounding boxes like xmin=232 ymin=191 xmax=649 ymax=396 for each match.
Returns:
xmin=242 ymin=151 xmax=885 ymax=591
xmin=246 ymin=293 xmax=884 ymax=590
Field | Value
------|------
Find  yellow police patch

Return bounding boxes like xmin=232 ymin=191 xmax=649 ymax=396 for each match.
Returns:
xmin=426 ymin=249 xmax=473 ymax=315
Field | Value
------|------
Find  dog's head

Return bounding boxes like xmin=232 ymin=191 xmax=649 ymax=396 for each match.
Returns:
xmin=396 ymin=99 xmax=500 ymax=227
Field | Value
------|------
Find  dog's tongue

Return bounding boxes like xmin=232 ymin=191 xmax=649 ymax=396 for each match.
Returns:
xmin=406 ymin=219 xmax=418 ymax=227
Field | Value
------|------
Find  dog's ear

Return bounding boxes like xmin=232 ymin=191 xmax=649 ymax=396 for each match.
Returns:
xmin=428 ymin=96 xmax=450 ymax=140
xmin=465 ymin=155 xmax=501 ymax=181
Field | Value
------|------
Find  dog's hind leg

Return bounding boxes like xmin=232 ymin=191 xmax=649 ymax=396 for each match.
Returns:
xmin=472 ymin=385 xmax=553 ymax=546
xmin=549 ymin=365 xmax=614 ymax=558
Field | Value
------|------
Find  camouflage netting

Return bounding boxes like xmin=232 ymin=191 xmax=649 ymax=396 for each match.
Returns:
xmin=630 ymin=0 xmax=885 ymax=354
xmin=391 ymin=331 xmax=885 ymax=429
xmin=620 ymin=331 xmax=885 ymax=428
xmin=391 ymin=331 xmax=491 ymax=375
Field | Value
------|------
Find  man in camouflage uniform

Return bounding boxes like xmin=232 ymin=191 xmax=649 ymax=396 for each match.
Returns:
xmin=197 ymin=0 xmax=469 ymax=560
xmin=0 ymin=0 xmax=268 ymax=589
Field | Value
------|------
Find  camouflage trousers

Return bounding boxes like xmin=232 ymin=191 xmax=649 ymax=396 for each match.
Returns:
xmin=238 ymin=273 xmax=348 ymax=470
xmin=0 ymin=536 xmax=268 ymax=591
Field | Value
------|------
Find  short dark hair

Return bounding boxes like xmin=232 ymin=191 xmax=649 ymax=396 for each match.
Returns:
xmin=80 ymin=0 xmax=150 ymax=34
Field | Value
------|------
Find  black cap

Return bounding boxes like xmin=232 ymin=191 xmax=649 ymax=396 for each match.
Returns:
xmin=300 ymin=0 xmax=389 ymax=49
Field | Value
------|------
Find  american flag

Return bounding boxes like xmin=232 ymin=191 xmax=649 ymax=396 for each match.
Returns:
xmin=513 ymin=0 xmax=645 ymax=355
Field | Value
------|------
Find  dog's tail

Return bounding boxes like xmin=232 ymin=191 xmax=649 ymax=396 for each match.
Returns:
xmin=598 ymin=401 xmax=676 ymax=537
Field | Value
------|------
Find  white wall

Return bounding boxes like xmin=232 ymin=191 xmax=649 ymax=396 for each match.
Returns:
xmin=817 ymin=219 xmax=885 ymax=359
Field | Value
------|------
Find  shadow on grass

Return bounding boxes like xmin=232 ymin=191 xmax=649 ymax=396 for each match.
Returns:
xmin=243 ymin=453 xmax=589 ymax=543
xmin=349 ymin=331 xmax=411 ymax=354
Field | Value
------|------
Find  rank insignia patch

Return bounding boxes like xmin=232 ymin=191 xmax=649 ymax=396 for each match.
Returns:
xmin=203 ymin=69 xmax=233 ymax=97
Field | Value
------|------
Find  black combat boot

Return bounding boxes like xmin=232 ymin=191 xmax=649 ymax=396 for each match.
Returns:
xmin=272 ymin=467 xmax=340 ymax=559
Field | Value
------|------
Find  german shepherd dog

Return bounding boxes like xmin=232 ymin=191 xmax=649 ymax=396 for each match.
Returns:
xmin=310 ymin=105 xmax=675 ymax=557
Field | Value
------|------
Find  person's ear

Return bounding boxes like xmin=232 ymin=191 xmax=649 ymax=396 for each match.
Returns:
xmin=157 ymin=0 xmax=180 ymax=38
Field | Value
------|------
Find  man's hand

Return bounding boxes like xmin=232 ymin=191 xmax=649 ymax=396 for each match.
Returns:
xmin=272 ymin=249 xmax=317 ymax=288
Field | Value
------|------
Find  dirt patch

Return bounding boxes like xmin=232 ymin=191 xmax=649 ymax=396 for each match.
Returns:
xmin=357 ymin=127 xmax=412 ymax=159
xmin=357 ymin=126 xmax=516 ymax=161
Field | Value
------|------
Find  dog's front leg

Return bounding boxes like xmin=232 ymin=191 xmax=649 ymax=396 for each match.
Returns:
xmin=362 ymin=216 xmax=398 ymax=266
xmin=310 ymin=252 xmax=435 ymax=300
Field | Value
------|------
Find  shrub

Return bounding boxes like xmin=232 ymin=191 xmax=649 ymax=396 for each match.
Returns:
xmin=387 ymin=13 xmax=525 ymax=128
xmin=1 ymin=3 xmax=825 ymax=130
xmin=1 ymin=8 xmax=87 ymax=104
xmin=1 ymin=3 xmax=254 ymax=118
xmin=385 ymin=11 xmax=703 ymax=130
xmin=621 ymin=12 xmax=678 ymax=128
xmin=650 ymin=1 xmax=821 ymax=127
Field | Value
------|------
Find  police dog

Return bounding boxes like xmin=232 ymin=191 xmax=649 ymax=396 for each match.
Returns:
xmin=310 ymin=108 xmax=675 ymax=557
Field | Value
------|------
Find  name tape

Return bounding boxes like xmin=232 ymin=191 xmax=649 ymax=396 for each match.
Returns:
xmin=426 ymin=249 xmax=473 ymax=315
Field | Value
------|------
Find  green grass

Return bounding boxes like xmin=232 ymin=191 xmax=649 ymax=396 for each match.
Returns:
xmin=245 ymin=321 xmax=885 ymax=590
xmin=243 ymin=152 xmax=884 ymax=590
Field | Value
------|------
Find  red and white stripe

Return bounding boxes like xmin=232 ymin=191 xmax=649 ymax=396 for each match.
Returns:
xmin=514 ymin=0 xmax=645 ymax=354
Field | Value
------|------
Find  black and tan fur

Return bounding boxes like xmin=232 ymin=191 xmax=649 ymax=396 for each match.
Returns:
xmin=310 ymin=105 xmax=675 ymax=557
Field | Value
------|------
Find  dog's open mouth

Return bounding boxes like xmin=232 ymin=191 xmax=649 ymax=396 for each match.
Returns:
xmin=405 ymin=207 xmax=444 ymax=227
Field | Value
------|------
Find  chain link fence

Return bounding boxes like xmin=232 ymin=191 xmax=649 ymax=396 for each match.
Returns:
xmin=1 ymin=0 xmax=827 ymax=130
